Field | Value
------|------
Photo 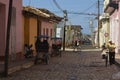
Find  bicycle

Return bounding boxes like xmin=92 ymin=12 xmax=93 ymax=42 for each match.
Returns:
xmin=51 ymin=37 xmax=62 ymax=57
xmin=51 ymin=46 xmax=62 ymax=57
xmin=101 ymin=49 xmax=109 ymax=67
xmin=105 ymin=51 xmax=109 ymax=67
xmin=43 ymin=52 xmax=49 ymax=64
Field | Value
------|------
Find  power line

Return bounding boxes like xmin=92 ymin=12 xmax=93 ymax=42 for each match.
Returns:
xmin=82 ymin=2 xmax=97 ymax=13
xmin=53 ymin=0 xmax=64 ymax=12
xmin=67 ymin=11 xmax=97 ymax=16
xmin=52 ymin=0 xmax=100 ymax=17
xmin=52 ymin=10 xmax=98 ymax=16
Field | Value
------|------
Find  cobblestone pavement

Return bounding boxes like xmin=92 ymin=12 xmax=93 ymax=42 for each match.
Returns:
xmin=1 ymin=49 xmax=120 ymax=80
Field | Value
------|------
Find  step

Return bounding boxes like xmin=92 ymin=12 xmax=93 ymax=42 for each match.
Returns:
xmin=8 ymin=61 xmax=34 ymax=75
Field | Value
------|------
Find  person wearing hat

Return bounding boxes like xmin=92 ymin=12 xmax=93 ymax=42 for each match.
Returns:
xmin=107 ymin=40 xmax=116 ymax=65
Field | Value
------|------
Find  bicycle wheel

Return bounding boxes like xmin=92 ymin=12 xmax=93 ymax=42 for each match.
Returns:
xmin=34 ymin=53 xmax=39 ymax=64
xmin=105 ymin=55 xmax=108 ymax=67
xmin=43 ymin=53 xmax=49 ymax=64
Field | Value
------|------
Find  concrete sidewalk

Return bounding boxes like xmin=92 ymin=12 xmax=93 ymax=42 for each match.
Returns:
xmin=0 ymin=58 xmax=35 ymax=75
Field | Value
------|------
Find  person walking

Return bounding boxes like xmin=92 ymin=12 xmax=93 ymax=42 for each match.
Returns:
xmin=107 ymin=40 xmax=116 ymax=65
xmin=42 ymin=39 xmax=49 ymax=53
xmin=73 ymin=40 xmax=78 ymax=51
xmin=42 ymin=39 xmax=49 ymax=64
xmin=34 ymin=38 xmax=42 ymax=64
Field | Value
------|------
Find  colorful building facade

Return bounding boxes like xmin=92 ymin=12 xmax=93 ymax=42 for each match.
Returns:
xmin=0 ymin=0 xmax=22 ymax=61
xmin=65 ymin=25 xmax=83 ymax=47
xmin=104 ymin=0 xmax=120 ymax=53
xmin=99 ymin=13 xmax=110 ymax=47
xmin=22 ymin=6 xmax=62 ymax=54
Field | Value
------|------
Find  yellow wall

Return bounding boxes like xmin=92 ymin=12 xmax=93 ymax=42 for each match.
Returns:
xmin=100 ymin=16 xmax=110 ymax=47
xmin=22 ymin=15 xmax=37 ymax=54
xmin=22 ymin=15 xmax=25 ymax=53
xmin=105 ymin=20 xmax=110 ymax=45
xmin=24 ymin=17 xmax=30 ymax=45
xmin=29 ymin=18 xmax=37 ymax=50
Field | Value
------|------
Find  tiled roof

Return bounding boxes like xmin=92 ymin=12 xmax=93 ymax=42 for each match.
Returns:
xmin=23 ymin=6 xmax=63 ymax=22
xmin=23 ymin=6 xmax=50 ymax=18
xmin=38 ymin=8 xmax=63 ymax=22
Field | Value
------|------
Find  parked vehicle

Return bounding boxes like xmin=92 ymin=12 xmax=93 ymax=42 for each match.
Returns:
xmin=51 ymin=37 xmax=62 ymax=57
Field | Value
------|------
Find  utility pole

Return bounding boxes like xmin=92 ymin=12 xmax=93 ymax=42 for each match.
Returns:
xmin=89 ymin=19 xmax=94 ymax=46
xmin=97 ymin=0 xmax=100 ymax=48
xmin=52 ymin=0 xmax=67 ymax=51
xmin=63 ymin=10 xmax=67 ymax=51
xmin=4 ymin=0 xmax=13 ymax=77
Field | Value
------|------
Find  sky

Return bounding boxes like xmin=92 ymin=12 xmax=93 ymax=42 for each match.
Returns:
xmin=22 ymin=0 xmax=103 ymax=34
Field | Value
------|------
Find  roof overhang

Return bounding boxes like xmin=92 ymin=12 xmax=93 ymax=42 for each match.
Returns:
xmin=104 ymin=1 xmax=118 ymax=14
xmin=23 ymin=6 xmax=63 ymax=23
xmin=23 ymin=6 xmax=50 ymax=18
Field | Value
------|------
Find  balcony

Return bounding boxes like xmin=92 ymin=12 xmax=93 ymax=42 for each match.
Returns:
xmin=104 ymin=0 xmax=118 ymax=14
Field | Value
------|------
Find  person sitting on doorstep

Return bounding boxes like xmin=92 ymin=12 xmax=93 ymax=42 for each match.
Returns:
xmin=24 ymin=44 xmax=33 ymax=58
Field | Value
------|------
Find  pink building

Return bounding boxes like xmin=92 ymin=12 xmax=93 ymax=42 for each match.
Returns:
xmin=104 ymin=0 xmax=120 ymax=54
xmin=0 ymin=0 xmax=22 ymax=61
xmin=37 ymin=8 xmax=62 ymax=47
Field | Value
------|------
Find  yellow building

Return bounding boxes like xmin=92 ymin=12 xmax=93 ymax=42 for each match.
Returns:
xmin=99 ymin=13 xmax=110 ymax=47
xmin=22 ymin=6 xmax=50 ymax=55
xmin=22 ymin=6 xmax=62 ymax=56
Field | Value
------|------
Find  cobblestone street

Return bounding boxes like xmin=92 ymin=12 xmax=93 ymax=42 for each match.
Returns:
xmin=1 ymin=49 xmax=120 ymax=80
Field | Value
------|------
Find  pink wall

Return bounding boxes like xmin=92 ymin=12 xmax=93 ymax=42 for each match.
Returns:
xmin=14 ymin=0 xmax=22 ymax=53
xmin=118 ymin=2 xmax=120 ymax=53
xmin=41 ymin=20 xmax=54 ymax=46
xmin=110 ymin=4 xmax=120 ymax=53
xmin=0 ymin=4 xmax=5 ymax=56
xmin=41 ymin=20 xmax=54 ymax=37
xmin=110 ymin=10 xmax=117 ymax=42
xmin=0 ymin=0 xmax=22 ymax=56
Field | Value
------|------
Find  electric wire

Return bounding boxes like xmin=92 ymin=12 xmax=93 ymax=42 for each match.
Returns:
xmin=82 ymin=2 xmax=97 ymax=13
xmin=52 ymin=0 xmax=98 ymax=16
xmin=53 ymin=0 xmax=64 ymax=12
